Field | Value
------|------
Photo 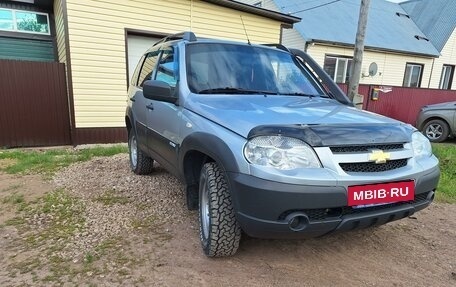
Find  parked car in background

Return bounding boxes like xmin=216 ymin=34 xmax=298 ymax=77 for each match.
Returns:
xmin=417 ymin=101 xmax=456 ymax=142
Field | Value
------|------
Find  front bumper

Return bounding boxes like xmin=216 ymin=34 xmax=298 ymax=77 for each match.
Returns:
xmin=227 ymin=166 xmax=439 ymax=239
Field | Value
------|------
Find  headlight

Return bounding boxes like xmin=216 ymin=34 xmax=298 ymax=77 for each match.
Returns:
xmin=244 ymin=136 xmax=321 ymax=170
xmin=412 ymin=132 xmax=432 ymax=158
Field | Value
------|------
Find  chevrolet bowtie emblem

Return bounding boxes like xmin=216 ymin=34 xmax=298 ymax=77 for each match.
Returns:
xmin=369 ymin=149 xmax=391 ymax=164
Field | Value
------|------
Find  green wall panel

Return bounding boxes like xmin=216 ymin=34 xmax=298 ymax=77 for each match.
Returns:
xmin=0 ymin=37 xmax=54 ymax=62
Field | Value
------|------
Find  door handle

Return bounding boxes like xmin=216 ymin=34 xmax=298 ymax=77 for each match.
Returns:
xmin=146 ymin=103 xmax=154 ymax=110
xmin=129 ymin=96 xmax=136 ymax=102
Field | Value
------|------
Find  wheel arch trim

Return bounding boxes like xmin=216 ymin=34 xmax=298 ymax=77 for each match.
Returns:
xmin=179 ymin=132 xmax=240 ymax=180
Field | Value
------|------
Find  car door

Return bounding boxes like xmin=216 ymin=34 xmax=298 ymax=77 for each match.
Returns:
xmin=146 ymin=45 xmax=181 ymax=174
xmin=132 ymin=50 xmax=161 ymax=151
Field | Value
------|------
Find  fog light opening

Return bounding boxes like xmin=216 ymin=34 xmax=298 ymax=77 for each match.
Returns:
xmin=287 ymin=213 xmax=309 ymax=232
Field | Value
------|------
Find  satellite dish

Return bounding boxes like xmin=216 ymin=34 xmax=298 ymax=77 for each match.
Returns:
xmin=368 ymin=62 xmax=378 ymax=77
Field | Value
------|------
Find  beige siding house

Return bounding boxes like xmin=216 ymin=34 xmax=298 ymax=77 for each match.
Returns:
xmin=240 ymin=0 xmax=456 ymax=91
xmin=48 ymin=0 xmax=299 ymax=143
xmin=400 ymin=0 xmax=456 ymax=90
xmin=428 ymin=28 xmax=456 ymax=89
xmin=305 ymin=44 xmax=434 ymax=87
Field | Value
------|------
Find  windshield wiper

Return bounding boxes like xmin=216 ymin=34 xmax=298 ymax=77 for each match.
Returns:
xmin=280 ymin=92 xmax=320 ymax=97
xmin=197 ymin=87 xmax=278 ymax=95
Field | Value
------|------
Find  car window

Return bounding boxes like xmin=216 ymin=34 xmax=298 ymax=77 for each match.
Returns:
xmin=156 ymin=47 xmax=178 ymax=88
xmin=130 ymin=54 xmax=145 ymax=87
xmin=138 ymin=50 xmax=160 ymax=88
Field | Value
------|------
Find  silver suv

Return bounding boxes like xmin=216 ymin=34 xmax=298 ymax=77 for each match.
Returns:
xmin=125 ymin=32 xmax=440 ymax=257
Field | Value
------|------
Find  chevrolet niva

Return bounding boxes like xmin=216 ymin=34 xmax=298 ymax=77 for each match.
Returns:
xmin=125 ymin=32 xmax=439 ymax=257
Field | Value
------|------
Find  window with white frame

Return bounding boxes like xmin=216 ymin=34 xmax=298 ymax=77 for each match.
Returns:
xmin=439 ymin=65 xmax=454 ymax=90
xmin=323 ymin=55 xmax=353 ymax=83
xmin=403 ymin=63 xmax=423 ymax=87
xmin=0 ymin=8 xmax=50 ymax=35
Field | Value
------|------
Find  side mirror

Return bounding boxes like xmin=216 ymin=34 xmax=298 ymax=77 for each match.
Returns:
xmin=143 ymin=80 xmax=178 ymax=104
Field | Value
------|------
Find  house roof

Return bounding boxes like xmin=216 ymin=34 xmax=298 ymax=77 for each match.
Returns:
xmin=202 ymin=0 xmax=300 ymax=25
xmin=400 ymin=0 xmax=456 ymax=52
xmin=273 ymin=0 xmax=440 ymax=57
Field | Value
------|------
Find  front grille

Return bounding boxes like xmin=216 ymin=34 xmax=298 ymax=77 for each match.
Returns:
xmin=340 ymin=159 xmax=408 ymax=173
xmin=279 ymin=192 xmax=431 ymax=222
xmin=330 ymin=144 xmax=404 ymax=153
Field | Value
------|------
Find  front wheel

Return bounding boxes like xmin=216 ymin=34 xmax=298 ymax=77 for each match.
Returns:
xmin=422 ymin=119 xmax=450 ymax=143
xmin=128 ymin=130 xmax=154 ymax=175
xmin=199 ymin=162 xmax=241 ymax=257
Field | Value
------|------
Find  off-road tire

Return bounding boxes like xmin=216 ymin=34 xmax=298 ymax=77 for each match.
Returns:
xmin=128 ymin=130 xmax=154 ymax=175
xmin=199 ymin=162 xmax=241 ymax=257
xmin=422 ymin=119 xmax=450 ymax=143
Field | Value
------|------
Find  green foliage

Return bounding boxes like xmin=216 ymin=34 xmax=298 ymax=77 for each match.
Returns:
xmin=432 ymin=143 xmax=456 ymax=203
xmin=0 ymin=145 xmax=127 ymax=176
xmin=16 ymin=14 xmax=48 ymax=33
xmin=2 ymin=193 xmax=25 ymax=205
xmin=27 ymin=189 xmax=85 ymax=245
xmin=94 ymin=189 xmax=130 ymax=206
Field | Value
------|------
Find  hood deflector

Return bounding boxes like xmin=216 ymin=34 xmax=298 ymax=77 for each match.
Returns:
xmin=247 ymin=124 xmax=413 ymax=147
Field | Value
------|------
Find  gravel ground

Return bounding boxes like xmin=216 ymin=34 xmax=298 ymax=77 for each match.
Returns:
xmin=53 ymin=154 xmax=189 ymax=261
xmin=1 ymin=153 xmax=455 ymax=286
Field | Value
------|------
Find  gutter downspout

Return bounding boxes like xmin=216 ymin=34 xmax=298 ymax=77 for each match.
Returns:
xmin=428 ymin=57 xmax=435 ymax=88
xmin=304 ymin=39 xmax=313 ymax=52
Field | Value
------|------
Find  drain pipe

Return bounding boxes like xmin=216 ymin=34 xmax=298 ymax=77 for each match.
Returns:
xmin=428 ymin=58 xmax=435 ymax=88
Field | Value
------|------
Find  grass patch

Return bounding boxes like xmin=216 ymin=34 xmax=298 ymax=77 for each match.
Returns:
xmin=84 ymin=253 xmax=95 ymax=264
xmin=0 ymin=145 xmax=127 ymax=176
xmin=1 ymin=183 xmax=23 ymax=193
xmin=5 ymin=189 xmax=87 ymax=282
xmin=2 ymin=192 xmax=28 ymax=212
xmin=2 ymin=193 xmax=25 ymax=205
xmin=5 ymin=216 xmax=26 ymax=226
xmin=94 ymin=237 xmax=123 ymax=257
xmin=9 ymin=257 xmax=42 ymax=275
xmin=94 ymin=189 xmax=130 ymax=206
xmin=39 ymin=189 xmax=85 ymax=240
xmin=432 ymin=143 xmax=456 ymax=203
xmin=17 ymin=189 xmax=85 ymax=250
xmin=131 ymin=215 xmax=158 ymax=230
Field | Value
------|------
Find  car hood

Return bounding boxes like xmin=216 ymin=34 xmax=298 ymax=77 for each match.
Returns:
xmin=423 ymin=101 xmax=456 ymax=110
xmin=184 ymin=95 xmax=413 ymax=145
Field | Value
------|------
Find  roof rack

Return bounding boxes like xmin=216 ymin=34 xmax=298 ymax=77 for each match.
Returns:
xmin=261 ymin=43 xmax=290 ymax=52
xmin=153 ymin=32 xmax=197 ymax=46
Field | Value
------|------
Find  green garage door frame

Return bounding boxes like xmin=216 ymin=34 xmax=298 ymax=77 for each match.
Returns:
xmin=0 ymin=37 xmax=54 ymax=62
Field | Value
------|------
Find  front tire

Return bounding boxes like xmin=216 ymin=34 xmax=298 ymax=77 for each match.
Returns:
xmin=422 ymin=119 xmax=450 ymax=143
xmin=128 ymin=130 xmax=154 ymax=175
xmin=199 ymin=162 xmax=241 ymax=257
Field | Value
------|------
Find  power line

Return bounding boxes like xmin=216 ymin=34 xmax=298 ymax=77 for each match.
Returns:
xmin=290 ymin=0 xmax=342 ymax=14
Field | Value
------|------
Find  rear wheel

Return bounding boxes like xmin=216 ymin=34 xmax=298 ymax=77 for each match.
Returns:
xmin=422 ymin=119 xmax=450 ymax=143
xmin=128 ymin=130 xmax=154 ymax=174
xmin=199 ymin=162 xmax=241 ymax=257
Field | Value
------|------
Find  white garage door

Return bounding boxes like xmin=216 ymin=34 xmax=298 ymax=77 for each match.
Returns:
xmin=127 ymin=35 xmax=160 ymax=83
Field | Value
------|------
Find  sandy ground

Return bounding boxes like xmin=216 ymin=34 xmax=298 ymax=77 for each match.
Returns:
xmin=0 ymin=154 xmax=455 ymax=286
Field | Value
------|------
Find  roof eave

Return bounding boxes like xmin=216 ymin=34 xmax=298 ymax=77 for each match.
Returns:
xmin=201 ymin=0 xmax=301 ymax=25
xmin=309 ymin=39 xmax=440 ymax=58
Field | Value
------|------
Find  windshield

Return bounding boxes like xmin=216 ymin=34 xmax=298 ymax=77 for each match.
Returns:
xmin=186 ymin=43 xmax=325 ymax=96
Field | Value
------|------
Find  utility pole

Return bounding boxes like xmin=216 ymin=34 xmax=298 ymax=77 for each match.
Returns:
xmin=348 ymin=0 xmax=371 ymax=102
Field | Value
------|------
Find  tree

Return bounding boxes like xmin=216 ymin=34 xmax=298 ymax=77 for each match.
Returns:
xmin=16 ymin=16 xmax=48 ymax=33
